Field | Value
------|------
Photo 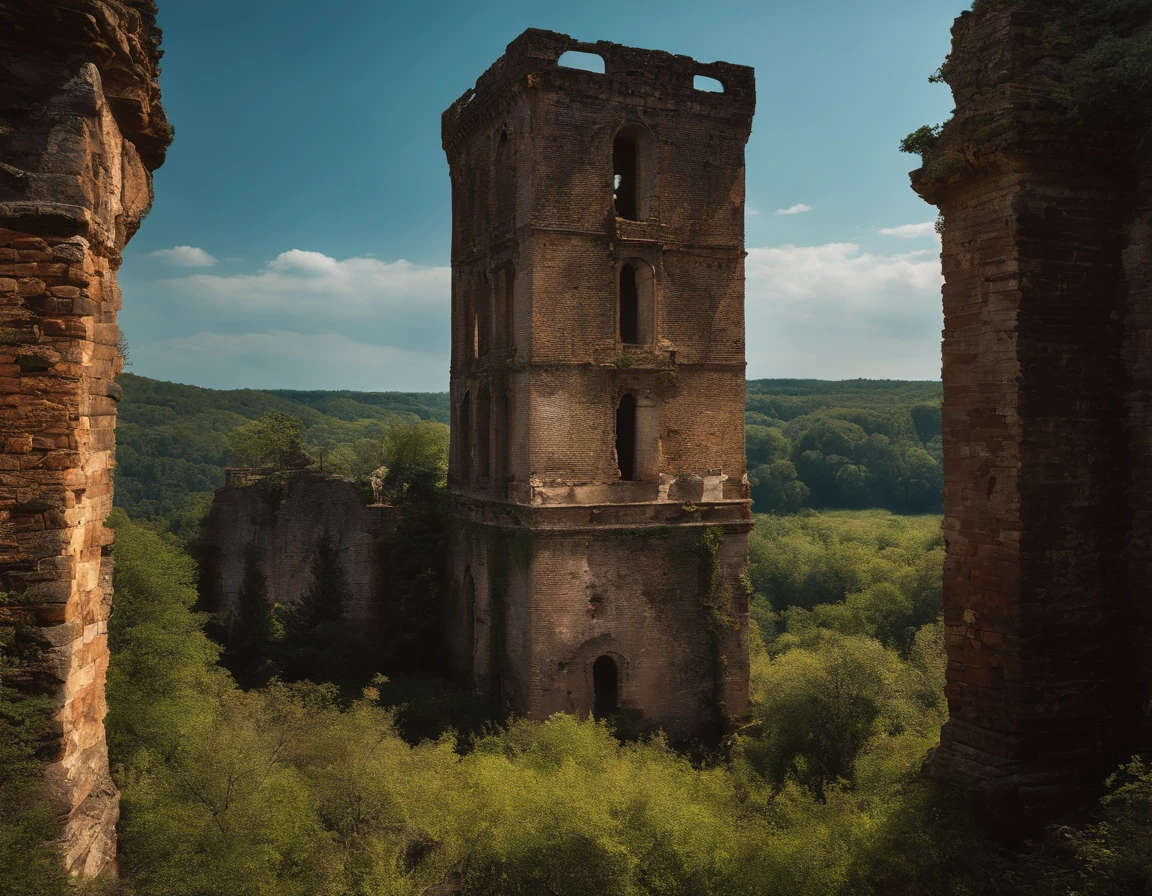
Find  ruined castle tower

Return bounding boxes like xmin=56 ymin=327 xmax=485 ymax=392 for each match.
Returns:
xmin=0 ymin=0 xmax=169 ymax=874
xmin=912 ymin=1 xmax=1152 ymax=797
xmin=441 ymin=30 xmax=755 ymax=738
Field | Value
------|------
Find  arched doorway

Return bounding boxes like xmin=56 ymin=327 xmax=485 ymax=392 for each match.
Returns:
xmin=593 ymin=655 xmax=619 ymax=718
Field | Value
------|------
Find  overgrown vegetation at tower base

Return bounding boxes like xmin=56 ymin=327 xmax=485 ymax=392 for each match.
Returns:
xmin=0 ymin=514 xmax=1122 ymax=894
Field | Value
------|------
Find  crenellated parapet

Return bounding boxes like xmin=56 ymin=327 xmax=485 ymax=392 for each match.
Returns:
xmin=0 ymin=0 xmax=169 ymax=875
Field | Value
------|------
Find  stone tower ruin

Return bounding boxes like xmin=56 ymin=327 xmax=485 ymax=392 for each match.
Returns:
xmin=912 ymin=1 xmax=1152 ymax=797
xmin=441 ymin=30 xmax=756 ymax=738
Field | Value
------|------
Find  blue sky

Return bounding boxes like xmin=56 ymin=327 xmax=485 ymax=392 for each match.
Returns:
xmin=119 ymin=0 xmax=962 ymax=392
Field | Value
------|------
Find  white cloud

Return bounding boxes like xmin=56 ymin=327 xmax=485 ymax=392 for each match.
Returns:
xmin=746 ymin=208 xmax=762 ymax=217
xmin=879 ymin=222 xmax=938 ymax=239
xmin=133 ymin=245 xmax=943 ymax=390
xmin=150 ymin=245 xmax=217 ymax=267
xmin=745 ymin=242 xmax=943 ymax=380
xmin=774 ymin=203 xmax=812 ymax=216
xmin=166 ymin=250 xmax=449 ymax=318
xmin=133 ymin=330 xmax=448 ymax=392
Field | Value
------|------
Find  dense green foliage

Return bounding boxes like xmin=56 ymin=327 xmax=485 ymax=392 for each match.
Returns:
xmin=1011 ymin=0 xmax=1152 ymax=135
xmin=744 ymin=381 xmax=943 ymax=515
xmin=0 ymin=615 xmax=73 ymax=896
xmin=225 ymin=412 xmax=308 ymax=470
xmin=748 ymin=511 xmax=944 ymax=653
xmin=91 ymin=511 xmax=1152 ymax=895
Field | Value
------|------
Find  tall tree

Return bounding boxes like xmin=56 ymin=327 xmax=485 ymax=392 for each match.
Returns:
xmin=278 ymin=528 xmax=358 ymax=682
xmin=225 ymin=541 xmax=276 ymax=688
xmin=297 ymin=527 xmax=350 ymax=630
xmin=225 ymin=412 xmax=308 ymax=471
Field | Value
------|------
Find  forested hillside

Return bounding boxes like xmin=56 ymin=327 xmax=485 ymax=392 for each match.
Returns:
xmin=115 ymin=374 xmax=451 ymax=536
xmin=114 ymin=375 xmax=942 ymax=537
xmin=745 ymin=379 xmax=942 ymax=514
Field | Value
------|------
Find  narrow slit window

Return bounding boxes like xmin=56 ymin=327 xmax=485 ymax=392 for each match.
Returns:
xmin=476 ymin=393 xmax=491 ymax=480
xmin=616 ymin=394 xmax=637 ymax=481
xmin=619 ymin=265 xmax=639 ymax=344
xmin=504 ymin=265 xmax=515 ymax=346
xmin=476 ymin=289 xmax=491 ymax=358
xmin=464 ymin=567 xmax=476 ymax=657
xmin=496 ymin=392 xmax=511 ymax=494
xmin=613 ymin=135 xmax=639 ymax=220
xmin=459 ymin=391 xmax=472 ymax=482
xmin=498 ymin=261 xmax=515 ymax=351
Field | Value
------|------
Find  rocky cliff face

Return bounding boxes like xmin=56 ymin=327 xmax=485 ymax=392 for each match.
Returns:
xmin=0 ymin=0 xmax=169 ymax=875
xmin=198 ymin=471 xmax=398 ymax=630
xmin=912 ymin=1 xmax=1152 ymax=798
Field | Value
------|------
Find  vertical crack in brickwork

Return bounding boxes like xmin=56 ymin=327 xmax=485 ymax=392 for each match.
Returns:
xmin=912 ymin=2 xmax=1152 ymax=799
xmin=0 ymin=0 xmax=169 ymax=875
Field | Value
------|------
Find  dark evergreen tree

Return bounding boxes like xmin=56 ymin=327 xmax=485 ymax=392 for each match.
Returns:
xmin=380 ymin=489 xmax=447 ymax=674
xmin=277 ymin=528 xmax=363 ymax=683
xmin=225 ymin=541 xmax=275 ymax=687
xmin=299 ymin=527 xmax=350 ymax=626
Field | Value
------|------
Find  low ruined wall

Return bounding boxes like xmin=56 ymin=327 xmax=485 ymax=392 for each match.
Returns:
xmin=198 ymin=471 xmax=398 ymax=629
xmin=0 ymin=0 xmax=168 ymax=874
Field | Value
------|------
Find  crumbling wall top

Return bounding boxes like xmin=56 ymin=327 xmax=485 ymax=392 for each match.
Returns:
xmin=0 ymin=0 xmax=171 ymax=168
xmin=442 ymin=28 xmax=755 ymax=150
xmin=910 ymin=1 xmax=1150 ymax=205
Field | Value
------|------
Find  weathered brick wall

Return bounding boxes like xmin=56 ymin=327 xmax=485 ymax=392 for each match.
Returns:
xmin=0 ymin=0 xmax=169 ymax=874
xmin=448 ymin=514 xmax=749 ymax=737
xmin=912 ymin=3 xmax=1150 ymax=796
xmin=444 ymin=31 xmax=754 ymax=503
xmin=197 ymin=471 xmax=398 ymax=629
xmin=442 ymin=31 xmax=754 ymax=736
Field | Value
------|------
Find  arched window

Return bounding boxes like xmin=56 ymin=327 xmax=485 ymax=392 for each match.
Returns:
xmin=612 ymin=124 xmax=655 ymax=221
xmin=619 ymin=265 xmax=639 ymax=345
xmin=459 ymin=391 xmax=472 ymax=482
xmin=593 ymin=656 xmax=619 ymax=718
xmin=613 ymin=136 xmax=638 ymax=220
xmin=616 ymin=394 xmax=637 ymax=481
